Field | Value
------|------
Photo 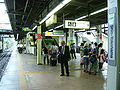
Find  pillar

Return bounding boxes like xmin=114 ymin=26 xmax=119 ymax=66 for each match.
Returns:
xmin=96 ymin=25 xmax=102 ymax=44
xmin=107 ymin=0 xmax=120 ymax=90
xmin=68 ymin=29 xmax=74 ymax=47
xmin=37 ymin=25 xmax=42 ymax=65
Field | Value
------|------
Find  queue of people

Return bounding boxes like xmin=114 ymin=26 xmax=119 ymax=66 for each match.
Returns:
xmin=42 ymin=41 xmax=107 ymax=76
xmin=42 ymin=42 xmax=58 ymax=66
xmin=80 ymin=42 xmax=108 ymax=75
xmin=42 ymin=41 xmax=71 ymax=76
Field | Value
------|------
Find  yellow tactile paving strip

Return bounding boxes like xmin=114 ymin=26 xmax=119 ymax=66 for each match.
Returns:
xmin=17 ymin=52 xmax=28 ymax=90
xmin=24 ymin=68 xmax=82 ymax=75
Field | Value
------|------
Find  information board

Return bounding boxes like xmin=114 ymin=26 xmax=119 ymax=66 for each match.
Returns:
xmin=64 ymin=20 xmax=90 ymax=29
xmin=108 ymin=7 xmax=117 ymax=66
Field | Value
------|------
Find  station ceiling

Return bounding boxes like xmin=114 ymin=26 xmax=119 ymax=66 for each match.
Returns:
xmin=4 ymin=0 xmax=107 ymax=40
xmin=57 ymin=0 xmax=107 ymax=27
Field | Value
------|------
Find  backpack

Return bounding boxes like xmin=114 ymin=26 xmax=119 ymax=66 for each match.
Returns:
xmin=84 ymin=47 xmax=89 ymax=55
xmin=90 ymin=54 xmax=97 ymax=63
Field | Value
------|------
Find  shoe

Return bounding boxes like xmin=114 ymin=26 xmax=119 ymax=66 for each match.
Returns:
xmin=89 ymin=72 xmax=91 ymax=74
xmin=60 ymin=74 xmax=64 ymax=76
xmin=67 ymin=74 xmax=69 ymax=76
xmin=94 ymin=73 xmax=96 ymax=75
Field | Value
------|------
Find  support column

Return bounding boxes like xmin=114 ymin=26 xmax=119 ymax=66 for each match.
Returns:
xmin=107 ymin=0 xmax=120 ymax=90
xmin=37 ymin=25 xmax=42 ymax=65
xmin=96 ymin=25 xmax=102 ymax=44
xmin=68 ymin=29 xmax=74 ymax=47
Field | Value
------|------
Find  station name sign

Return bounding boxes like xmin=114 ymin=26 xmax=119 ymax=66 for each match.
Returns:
xmin=45 ymin=31 xmax=64 ymax=37
xmin=64 ymin=20 xmax=90 ymax=29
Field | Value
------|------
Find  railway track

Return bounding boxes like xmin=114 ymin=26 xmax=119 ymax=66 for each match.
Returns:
xmin=0 ymin=51 xmax=12 ymax=80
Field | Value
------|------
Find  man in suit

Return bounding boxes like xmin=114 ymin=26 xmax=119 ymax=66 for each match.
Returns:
xmin=59 ymin=41 xmax=71 ymax=76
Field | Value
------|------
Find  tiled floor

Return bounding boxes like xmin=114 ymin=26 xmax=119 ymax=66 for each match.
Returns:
xmin=0 ymin=46 xmax=108 ymax=90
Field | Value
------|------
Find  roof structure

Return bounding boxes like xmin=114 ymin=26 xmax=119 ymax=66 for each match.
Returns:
xmin=4 ymin=0 xmax=107 ymax=39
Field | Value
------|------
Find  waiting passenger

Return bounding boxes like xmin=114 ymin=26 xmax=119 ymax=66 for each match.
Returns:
xmin=83 ymin=42 xmax=89 ymax=72
xmin=94 ymin=42 xmax=98 ymax=54
xmin=42 ymin=43 xmax=49 ymax=65
xmin=59 ymin=41 xmax=71 ymax=76
xmin=70 ymin=43 xmax=76 ymax=59
xmin=98 ymin=43 xmax=103 ymax=69
xmin=88 ymin=44 xmax=92 ymax=52
xmin=99 ymin=49 xmax=105 ymax=70
xmin=91 ymin=42 xmax=94 ymax=50
xmin=50 ymin=42 xmax=58 ymax=66
xmin=89 ymin=50 xmax=98 ymax=75
xmin=80 ymin=43 xmax=84 ymax=69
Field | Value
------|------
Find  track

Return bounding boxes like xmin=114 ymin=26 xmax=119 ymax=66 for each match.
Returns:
xmin=0 ymin=51 xmax=12 ymax=80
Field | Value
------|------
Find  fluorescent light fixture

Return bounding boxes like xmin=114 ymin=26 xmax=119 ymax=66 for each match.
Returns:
xmin=32 ymin=25 xmax=37 ymax=30
xmin=48 ymin=29 xmax=53 ymax=31
xmin=54 ymin=24 xmax=64 ymax=29
xmin=90 ymin=27 xmax=97 ymax=29
xmin=75 ymin=7 xmax=108 ymax=21
xmin=75 ymin=15 xmax=88 ymax=21
xmin=39 ymin=0 xmax=71 ymax=24
xmin=90 ymin=7 xmax=108 ymax=16
xmin=79 ymin=29 xmax=86 ymax=32
xmin=17 ymin=34 xmax=19 ymax=40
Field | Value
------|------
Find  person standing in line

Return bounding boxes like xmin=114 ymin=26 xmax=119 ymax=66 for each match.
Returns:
xmin=91 ymin=42 xmax=94 ymax=50
xmin=80 ymin=43 xmax=84 ymax=69
xmin=70 ymin=43 xmax=76 ymax=59
xmin=83 ymin=42 xmax=89 ymax=72
xmin=98 ymin=43 xmax=103 ymax=69
xmin=89 ymin=50 xmax=98 ymax=75
xmin=50 ymin=42 xmax=58 ymax=66
xmin=42 ymin=43 xmax=49 ymax=65
xmin=99 ymin=49 xmax=105 ymax=70
xmin=59 ymin=41 xmax=71 ymax=76
xmin=88 ymin=44 xmax=92 ymax=52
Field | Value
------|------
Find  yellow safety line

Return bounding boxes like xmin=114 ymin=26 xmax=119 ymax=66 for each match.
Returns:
xmin=17 ymin=53 xmax=28 ymax=90
xmin=24 ymin=68 xmax=82 ymax=75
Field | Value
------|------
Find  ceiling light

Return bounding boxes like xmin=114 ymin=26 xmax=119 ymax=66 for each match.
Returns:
xmin=39 ymin=0 xmax=71 ymax=24
xmin=48 ymin=29 xmax=53 ymax=31
xmin=75 ymin=7 xmax=108 ymax=21
xmin=54 ymin=24 xmax=64 ymax=29
xmin=32 ymin=25 xmax=37 ymax=30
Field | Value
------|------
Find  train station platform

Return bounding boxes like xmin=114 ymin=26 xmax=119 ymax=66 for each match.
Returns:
xmin=0 ymin=46 xmax=108 ymax=90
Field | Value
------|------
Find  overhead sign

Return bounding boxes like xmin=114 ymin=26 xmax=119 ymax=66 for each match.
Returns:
xmin=53 ymin=30 xmax=64 ymax=35
xmin=46 ymin=14 xmax=57 ymax=27
xmin=45 ymin=32 xmax=64 ymax=37
xmin=64 ymin=20 xmax=90 ymax=29
xmin=24 ymin=27 xmax=32 ymax=31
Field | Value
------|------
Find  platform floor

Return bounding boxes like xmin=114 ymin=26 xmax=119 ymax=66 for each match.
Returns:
xmin=0 ymin=46 xmax=107 ymax=90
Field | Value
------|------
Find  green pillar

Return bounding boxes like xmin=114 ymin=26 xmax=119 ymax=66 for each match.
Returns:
xmin=68 ymin=29 xmax=74 ymax=48
xmin=37 ymin=25 xmax=42 ymax=65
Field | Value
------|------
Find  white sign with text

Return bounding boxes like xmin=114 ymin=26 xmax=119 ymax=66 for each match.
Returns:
xmin=64 ymin=20 xmax=90 ymax=29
